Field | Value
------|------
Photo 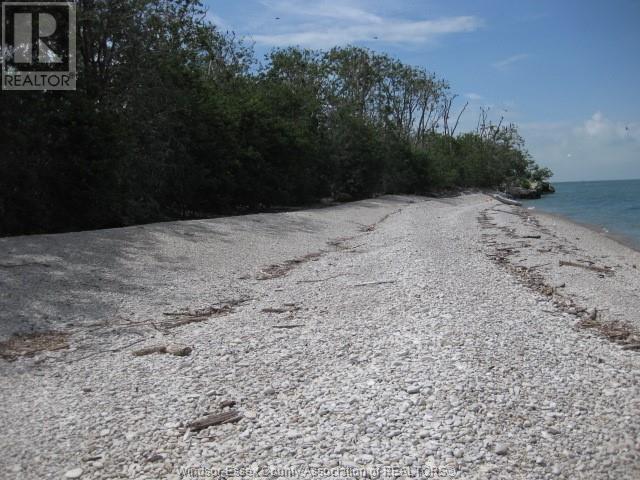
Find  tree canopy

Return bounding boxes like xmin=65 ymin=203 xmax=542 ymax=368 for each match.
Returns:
xmin=0 ymin=0 xmax=551 ymax=236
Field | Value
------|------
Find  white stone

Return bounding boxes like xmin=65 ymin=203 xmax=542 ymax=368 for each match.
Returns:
xmin=494 ymin=444 xmax=509 ymax=455
xmin=64 ymin=468 xmax=83 ymax=479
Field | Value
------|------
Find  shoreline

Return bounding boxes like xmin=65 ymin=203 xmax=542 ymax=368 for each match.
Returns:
xmin=483 ymin=199 xmax=640 ymax=339
xmin=528 ymin=206 xmax=640 ymax=253
xmin=521 ymin=177 xmax=640 ymax=253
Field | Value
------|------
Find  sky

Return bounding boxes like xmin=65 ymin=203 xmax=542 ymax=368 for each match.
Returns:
xmin=204 ymin=0 xmax=640 ymax=182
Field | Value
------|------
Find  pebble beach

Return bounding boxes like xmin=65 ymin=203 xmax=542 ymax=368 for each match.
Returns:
xmin=1 ymin=194 xmax=639 ymax=479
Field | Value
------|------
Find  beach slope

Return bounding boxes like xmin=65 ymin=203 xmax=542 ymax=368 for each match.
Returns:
xmin=1 ymin=194 xmax=639 ymax=479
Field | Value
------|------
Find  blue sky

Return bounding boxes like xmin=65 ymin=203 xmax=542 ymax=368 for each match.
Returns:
xmin=204 ymin=0 xmax=640 ymax=182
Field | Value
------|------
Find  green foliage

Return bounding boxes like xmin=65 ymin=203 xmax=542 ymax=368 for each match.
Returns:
xmin=528 ymin=165 xmax=554 ymax=183
xmin=0 ymin=1 xmax=552 ymax=236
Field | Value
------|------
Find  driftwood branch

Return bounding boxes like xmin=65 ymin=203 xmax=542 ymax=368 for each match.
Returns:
xmin=527 ymin=263 xmax=551 ymax=271
xmin=132 ymin=344 xmax=192 ymax=357
xmin=297 ymin=277 xmax=339 ymax=284
xmin=188 ymin=411 xmax=242 ymax=431
xmin=353 ymin=280 xmax=397 ymax=287
xmin=0 ymin=262 xmax=51 ymax=268
xmin=559 ymin=260 xmax=613 ymax=274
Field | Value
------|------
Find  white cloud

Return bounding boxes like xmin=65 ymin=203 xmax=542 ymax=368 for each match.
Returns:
xmin=577 ymin=111 xmax=640 ymax=141
xmin=253 ymin=17 xmax=481 ymax=47
xmin=492 ymin=53 xmax=529 ymax=71
xmin=521 ymin=113 xmax=640 ymax=181
xmin=248 ymin=0 xmax=482 ymax=48
xmin=262 ymin=0 xmax=384 ymax=24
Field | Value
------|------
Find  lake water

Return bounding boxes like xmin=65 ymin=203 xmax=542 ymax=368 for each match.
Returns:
xmin=523 ymin=179 xmax=640 ymax=249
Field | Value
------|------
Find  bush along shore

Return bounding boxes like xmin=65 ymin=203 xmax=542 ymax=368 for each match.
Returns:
xmin=0 ymin=0 xmax=552 ymax=237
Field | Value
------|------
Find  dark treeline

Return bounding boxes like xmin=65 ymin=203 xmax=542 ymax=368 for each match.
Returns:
xmin=0 ymin=0 xmax=551 ymax=236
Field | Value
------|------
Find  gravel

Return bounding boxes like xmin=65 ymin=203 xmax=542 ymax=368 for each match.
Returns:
xmin=486 ymin=203 xmax=640 ymax=334
xmin=1 ymin=194 xmax=639 ymax=479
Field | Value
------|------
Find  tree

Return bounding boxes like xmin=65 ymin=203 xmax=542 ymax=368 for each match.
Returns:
xmin=0 ymin=10 xmax=552 ymax=236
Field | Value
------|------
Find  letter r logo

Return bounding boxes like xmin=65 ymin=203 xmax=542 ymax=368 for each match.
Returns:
xmin=2 ymin=2 xmax=76 ymax=91
xmin=13 ymin=12 xmax=63 ymax=64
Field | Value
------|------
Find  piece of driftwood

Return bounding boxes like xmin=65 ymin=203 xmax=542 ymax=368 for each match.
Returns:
xmin=353 ymin=280 xmax=397 ymax=287
xmin=521 ymin=235 xmax=542 ymax=239
xmin=188 ymin=410 xmax=242 ymax=431
xmin=297 ymin=274 xmax=344 ymax=284
xmin=163 ymin=304 xmax=233 ymax=318
xmin=0 ymin=262 xmax=51 ymax=268
xmin=559 ymin=260 xmax=613 ymax=274
xmin=261 ymin=307 xmax=288 ymax=314
xmin=132 ymin=344 xmax=192 ymax=357
xmin=272 ymin=324 xmax=305 ymax=329
xmin=159 ymin=304 xmax=236 ymax=330
xmin=132 ymin=346 xmax=167 ymax=356
xmin=527 ymin=263 xmax=551 ymax=270
xmin=262 ymin=305 xmax=300 ymax=315
xmin=493 ymin=194 xmax=522 ymax=207
xmin=257 ymin=252 xmax=323 ymax=280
